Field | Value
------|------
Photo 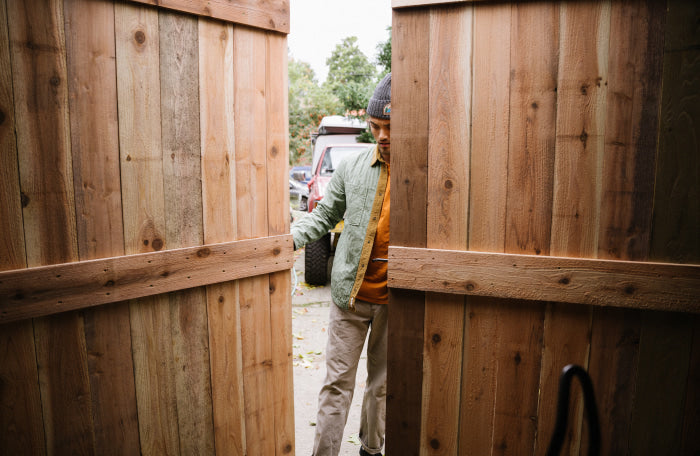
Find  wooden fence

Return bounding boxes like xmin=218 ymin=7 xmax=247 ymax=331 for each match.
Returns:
xmin=0 ymin=0 xmax=294 ymax=454
xmin=387 ymin=0 xmax=699 ymax=454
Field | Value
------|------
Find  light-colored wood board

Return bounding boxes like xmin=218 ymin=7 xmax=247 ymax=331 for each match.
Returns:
xmin=159 ymin=11 xmax=214 ymax=454
xmin=63 ymin=0 xmax=139 ymax=452
xmin=234 ymin=24 xmax=275 ymax=456
xmin=459 ymin=5 xmax=511 ymax=452
xmin=8 ymin=0 xmax=77 ymax=268
xmin=497 ymin=3 xmax=556 ymax=451
xmin=386 ymin=9 xmax=430 ymax=455
xmin=468 ymin=2 xmax=510 ymax=253
xmin=0 ymin=235 xmax=293 ymax=324
xmin=550 ymin=0 xmax=610 ymax=259
xmin=537 ymin=2 xmax=610 ymax=453
xmin=266 ymin=32 xmax=295 ymax=456
xmin=199 ymin=18 xmax=245 ymax=455
xmin=458 ymin=296 xmax=499 ymax=455
xmin=114 ymin=4 xmax=178 ymax=453
xmin=421 ymin=5 xmax=471 ymax=454
xmin=34 ymin=314 xmax=94 ymax=454
xmin=64 ymin=0 xmax=124 ymax=261
xmin=388 ymin=246 xmax=700 ymax=313
xmin=393 ymin=0 xmax=476 ymax=8
xmin=126 ymin=0 xmax=290 ymax=33
xmin=129 ymin=295 xmax=180 ymax=455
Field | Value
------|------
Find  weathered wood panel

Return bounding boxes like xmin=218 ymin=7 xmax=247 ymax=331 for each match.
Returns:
xmin=198 ymin=17 xmax=246 ymax=455
xmin=390 ymin=0 xmax=698 ymax=454
xmin=234 ymin=25 xmax=276 ymax=456
xmin=386 ymin=8 xmax=430 ymax=456
xmin=126 ymin=0 xmax=290 ymax=33
xmin=421 ymin=5 xmax=471 ymax=455
xmin=63 ymin=0 xmax=140 ymax=453
xmin=266 ymin=31 xmax=296 ymax=456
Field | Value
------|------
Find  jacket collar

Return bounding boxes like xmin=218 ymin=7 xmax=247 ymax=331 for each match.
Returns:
xmin=370 ymin=145 xmax=386 ymax=167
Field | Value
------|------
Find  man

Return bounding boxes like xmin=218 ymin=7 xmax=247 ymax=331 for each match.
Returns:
xmin=292 ymin=73 xmax=392 ymax=456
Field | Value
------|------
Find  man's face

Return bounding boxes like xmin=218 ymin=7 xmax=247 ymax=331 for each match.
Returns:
xmin=369 ymin=116 xmax=391 ymax=162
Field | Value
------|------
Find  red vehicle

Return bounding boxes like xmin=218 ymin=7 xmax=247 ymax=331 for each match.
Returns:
xmin=302 ymin=116 xmax=372 ymax=285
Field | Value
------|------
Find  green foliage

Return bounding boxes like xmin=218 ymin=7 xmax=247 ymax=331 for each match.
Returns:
xmin=376 ymin=27 xmax=392 ymax=78
xmin=324 ymin=37 xmax=376 ymax=115
xmin=288 ymin=57 xmax=342 ymax=165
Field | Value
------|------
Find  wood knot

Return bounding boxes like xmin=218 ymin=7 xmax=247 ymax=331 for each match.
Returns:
xmin=134 ymin=30 xmax=146 ymax=45
xmin=271 ymin=145 xmax=279 ymax=157
xmin=624 ymin=285 xmax=636 ymax=295
xmin=273 ymin=247 xmax=281 ymax=255
xmin=431 ymin=333 xmax=441 ymax=344
xmin=197 ymin=248 xmax=211 ymax=258
xmin=444 ymin=179 xmax=453 ymax=189
xmin=514 ymin=352 xmax=522 ymax=365
xmin=104 ymin=280 xmax=115 ymax=287
xmin=152 ymin=238 xmax=163 ymax=251
xmin=531 ymin=102 xmax=539 ymax=110
xmin=430 ymin=439 xmax=440 ymax=449
xmin=20 ymin=192 xmax=29 ymax=208
xmin=50 ymin=76 xmax=60 ymax=87
xmin=465 ymin=282 xmax=475 ymax=292
xmin=218 ymin=295 xmax=224 ymax=303
xmin=126 ymin=155 xmax=132 ymax=162
xmin=283 ymin=443 xmax=292 ymax=454
xmin=580 ymin=84 xmax=589 ymax=95
xmin=559 ymin=277 xmax=570 ymax=285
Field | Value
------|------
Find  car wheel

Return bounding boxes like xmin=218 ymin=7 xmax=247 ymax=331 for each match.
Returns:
xmin=304 ymin=233 xmax=330 ymax=286
xmin=299 ymin=196 xmax=308 ymax=212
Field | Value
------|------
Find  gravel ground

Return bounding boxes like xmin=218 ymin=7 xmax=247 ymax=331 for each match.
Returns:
xmin=291 ymin=208 xmax=368 ymax=456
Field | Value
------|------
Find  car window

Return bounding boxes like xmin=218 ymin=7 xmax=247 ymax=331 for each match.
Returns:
xmin=320 ymin=146 xmax=364 ymax=176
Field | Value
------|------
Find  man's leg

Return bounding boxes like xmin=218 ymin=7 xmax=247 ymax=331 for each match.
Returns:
xmin=358 ymin=304 xmax=388 ymax=455
xmin=313 ymin=302 xmax=373 ymax=456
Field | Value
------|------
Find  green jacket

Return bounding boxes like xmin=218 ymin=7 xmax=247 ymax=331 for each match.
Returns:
xmin=292 ymin=146 xmax=389 ymax=311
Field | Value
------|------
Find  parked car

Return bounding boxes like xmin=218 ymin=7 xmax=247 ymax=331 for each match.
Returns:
xmin=290 ymin=165 xmax=312 ymax=184
xmin=304 ymin=142 xmax=372 ymax=285
xmin=289 ymin=178 xmax=309 ymax=211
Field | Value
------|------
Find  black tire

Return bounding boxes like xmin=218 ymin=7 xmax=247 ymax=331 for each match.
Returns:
xmin=304 ymin=233 xmax=331 ymax=285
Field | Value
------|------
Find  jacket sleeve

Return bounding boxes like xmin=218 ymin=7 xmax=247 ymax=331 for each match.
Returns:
xmin=291 ymin=160 xmax=348 ymax=249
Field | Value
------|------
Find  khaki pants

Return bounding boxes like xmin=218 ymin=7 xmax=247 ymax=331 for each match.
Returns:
xmin=312 ymin=300 xmax=388 ymax=456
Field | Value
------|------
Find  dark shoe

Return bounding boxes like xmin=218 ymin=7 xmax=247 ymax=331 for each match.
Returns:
xmin=359 ymin=448 xmax=382 ymax=456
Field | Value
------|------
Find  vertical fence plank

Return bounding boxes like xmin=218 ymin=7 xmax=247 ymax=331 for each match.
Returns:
xmin=266 ymin=31 xmax=295 ymax=456
xmin=198 ymin=17 xmax=246 ymax=455
xmin=7 ymin=1 xmax=95 ymax=454
xmin=461 ymin=2 xmax=511 ymax=454
xmin=63 ymin=0 xmax=140 ymax=453
xmin=421 ymin=5 xmax=471 ymax=455
xmin=115 ymin=4 xmax=180 ymax=454
xmin=537 ymin=2 xmax=611 ymax=454
xmin=159 ymin=10 xmax=216 ymax=454
xmin=233 ymin=24 xmax=275 ymax=456
xmin=387 ymin=8 xmax=430 ymax=456
xmin=0 ymin=1 xmax=44 ymax=453
xmin=497 ymin=1 xmax=559 ymax=453
xmin=651 ymin=2 xmax=700 ymax=453
xmin=589 ymin=1 xmax=665 ymax=453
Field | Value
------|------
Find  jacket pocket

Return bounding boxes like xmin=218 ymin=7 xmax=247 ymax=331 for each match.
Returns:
xmin=345 ymin=183 xmax=369 ymax=226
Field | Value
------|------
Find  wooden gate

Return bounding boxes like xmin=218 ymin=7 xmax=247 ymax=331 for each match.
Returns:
xmin=387 ymin=0 xmax=699 ymax=454
xmin=0 ymin=0 xmax=294 ymax=454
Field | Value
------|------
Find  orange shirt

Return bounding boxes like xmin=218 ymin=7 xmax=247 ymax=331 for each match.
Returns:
xmin=356 ymin=166 xmax=390 ymax=304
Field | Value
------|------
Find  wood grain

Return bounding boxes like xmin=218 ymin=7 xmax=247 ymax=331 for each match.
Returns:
xmin=0 ymin=2 xmax=43 ymax=453
xmin=126 ymin=0 xmax=290 ymax=33
xmin=8 ymin=1 xmax=94 ymax=453
xmin=234 ymin=24 xmax=275 ymax=456
xmin=159 ymin=10 xmax=215 ymax=454
xmin=0 ymin=234 xmax=292 ymax=321
xmin=63 ymin=0 xmax=140 ymax=453
xmin=459 ymin=4 xmax=512 ymax=453
xmin=421 ymin=5 xmax=471 ymax=454
xmin=198 ymin=17 xmax=246 ymax=455
xmin=386 ymin=8 xmax=430 ymax=456
xmin=266 ymin=31 xmax=295 ymax=456
xmin=389 ymin=247 xmax=700 ymax=313
xmin=114 ymin=4 xmax=179 ymax=453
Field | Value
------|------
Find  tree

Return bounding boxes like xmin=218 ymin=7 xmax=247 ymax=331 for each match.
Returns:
xmin=324 ymin=37 xmax=376 ymax=115
xmin=376 ymin=26 xmax=392 ymax=78
xmin=288 ymin=56 xmax=341 ymax=165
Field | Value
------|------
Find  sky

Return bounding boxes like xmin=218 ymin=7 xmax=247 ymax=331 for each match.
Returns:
xmin=288 ymin=0 xmax=392 ymax=83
